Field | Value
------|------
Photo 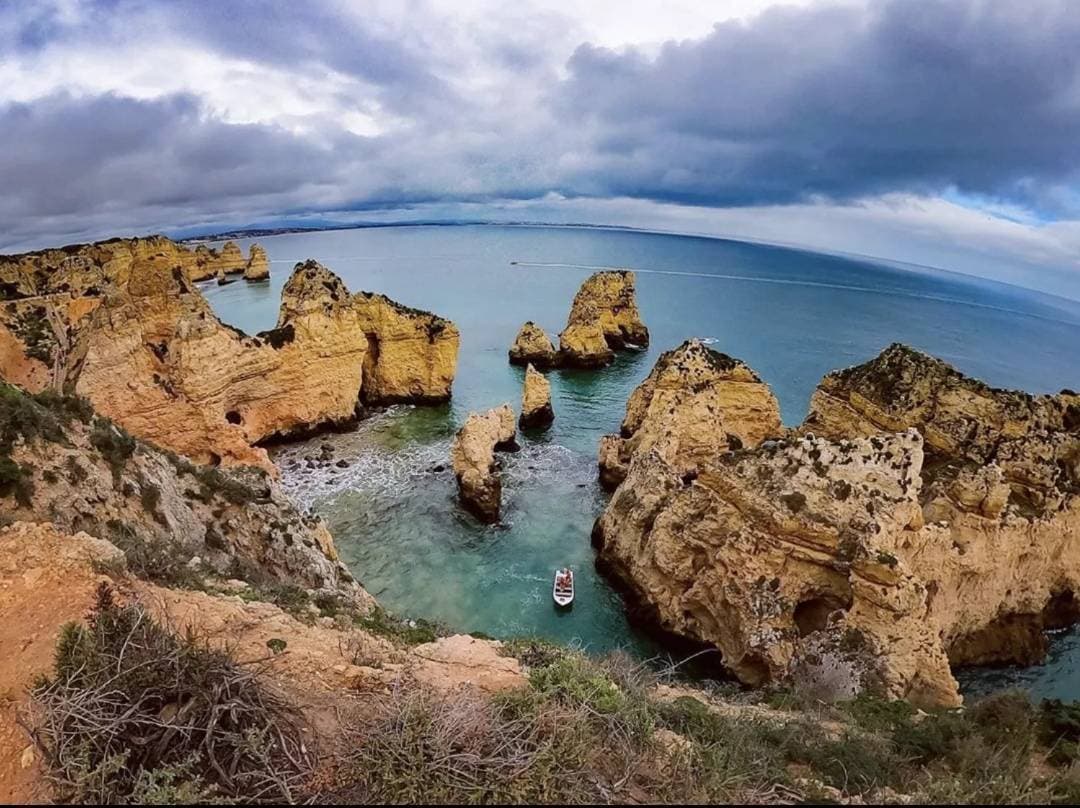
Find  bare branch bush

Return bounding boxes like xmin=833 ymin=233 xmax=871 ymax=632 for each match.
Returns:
xmin=24 ymin=583 xmax=315 ymax=804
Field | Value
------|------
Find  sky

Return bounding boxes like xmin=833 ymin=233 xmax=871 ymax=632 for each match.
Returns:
xmin=3 ymin=0 xmax=1080 ymax=297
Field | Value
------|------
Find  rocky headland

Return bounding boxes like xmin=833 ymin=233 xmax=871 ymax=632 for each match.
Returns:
xmin=597 ymin=339 xmax=782 ymax=491
xmin=451 ymin=403 xmax=518 ymax=523
xmin=594 ymin=342 xmax=1080 ymax=707
xmin=0 ymin=238 xmax=459 ymax=471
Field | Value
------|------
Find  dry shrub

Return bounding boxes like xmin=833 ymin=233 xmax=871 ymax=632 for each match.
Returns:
xmin=330 ymin=679 xmax=660 ymax=804
xmin=25 ymin=584 xmax=315 ymax=804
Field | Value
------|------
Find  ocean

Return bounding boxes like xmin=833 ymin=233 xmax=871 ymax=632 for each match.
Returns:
xmin=200 ymin=223 xmax=1080 ymax=696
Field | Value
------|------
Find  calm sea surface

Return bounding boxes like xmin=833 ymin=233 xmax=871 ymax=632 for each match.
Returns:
xmin=201 ymin=224 xmax=1080 ymax=697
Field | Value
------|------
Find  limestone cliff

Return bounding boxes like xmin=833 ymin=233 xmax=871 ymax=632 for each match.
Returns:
xmin=509 ymin=321 xmax=558 ymax=367
xmin=351 ymin=289 xmax=459 ymax=405
xmin=451 ymin=404 xmax=518 ymax=523
xmin=594 ymin=343 xmax=1080 ymax=707
xmin=597 ymin=340 xmax=782 ymax=490
xmin=0 ymin=383 xmax=369 ymax=606
xmin=0 ymin=241 xmax=459 ymax=471
xmin=520 ymin=364 xmax=554 ymax=429
xmin=558 ymin=271 xmax=648 ymax=368
xmin=244 ymin=243 xmax=271 ymax=281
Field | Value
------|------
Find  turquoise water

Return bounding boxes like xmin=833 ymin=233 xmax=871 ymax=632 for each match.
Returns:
xmin=202 ymin=224 xmax=1080 ymax=690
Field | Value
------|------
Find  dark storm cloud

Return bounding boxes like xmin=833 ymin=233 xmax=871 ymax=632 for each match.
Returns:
xmin=557 ymin=0 xmax=1080 ymax=212
xmin=3 ymin=0 xmax=1080 ymax=252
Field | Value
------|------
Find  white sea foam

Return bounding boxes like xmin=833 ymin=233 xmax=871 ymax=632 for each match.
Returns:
xmin=275 ymin=416 xmax=594 ymax=512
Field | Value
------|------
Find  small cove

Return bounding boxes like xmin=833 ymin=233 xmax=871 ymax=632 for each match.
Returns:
xmin=201 ymin=223 xmax=1080 ymax=697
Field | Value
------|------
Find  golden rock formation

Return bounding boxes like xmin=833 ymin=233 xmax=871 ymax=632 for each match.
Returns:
xmin=593 ymin=343 xmax=1080 ymax=707
xmin=244 ymin=243 xmax=271 ymax=281
xmin=597 ymin=339 xmax=782 ymax=490
xmin=0 ymin=238 xmax=460 ymax=470
xmin=508 ymin=321 xmax=558 ymax=367
xmin=351 ymin=290 xmax=459 ymax=404
xmin=558 ymin=271 xmax=648 ymax=368
xmin=451 ymin=404 xmax=518 ymax=523
xmin=520 ymin=364 xmax=554 ymax=429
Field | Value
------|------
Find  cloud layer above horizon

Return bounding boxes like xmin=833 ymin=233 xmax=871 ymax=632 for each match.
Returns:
xmin=3 ymin=0 xmax=1080 ymax=296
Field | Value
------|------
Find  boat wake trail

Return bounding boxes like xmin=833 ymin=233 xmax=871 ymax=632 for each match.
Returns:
xmin=510 ymin=261 xmax=1076 ymax=326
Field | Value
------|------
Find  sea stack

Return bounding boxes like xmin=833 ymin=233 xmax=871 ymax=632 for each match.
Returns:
xmin=508 ymin=321 xmax=558 ymax=367
xmin=558 ymin=270 xmax=648 ymax=368
xmin=593 ymin=343 xmax=1080 ymax=708
xmin=244 ymin=243 xmax=270 ymax=281
xmin=451 ymin=404 xmax=518 ymax=523
xmin=520 ymin=364 xmax=554 ymax=429
xmin=597 ymin=339 xmax=782 ymax=490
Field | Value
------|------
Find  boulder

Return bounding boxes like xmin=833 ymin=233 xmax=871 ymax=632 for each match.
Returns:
xmin=558 ymin=271 xmax=648 ymax=368
xmin=598 ymin=339 xmax=782 ymax=491
xmin=520 ymin=364 xmax=554 ymax=429
xmin=451 ymin=404 xmax=517 ymax=523
xmin=508 ymin=321 xmax=558 ymax=367
xmin=243 ymin=243 xmax=270 ymax=281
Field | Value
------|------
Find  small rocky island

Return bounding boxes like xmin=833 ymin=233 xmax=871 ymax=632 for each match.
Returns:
xmin=509 ymin=269 xmax=649 ymax=369
xmin=451 ymin=403 xmax=518 ymax=523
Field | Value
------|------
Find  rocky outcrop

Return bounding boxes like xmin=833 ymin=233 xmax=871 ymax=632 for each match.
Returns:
xmin=597 ymin=340 xmax=782 ymax=490
xmin=594 ymin=343 xmax=1080 ymax=707
xmin=509 ymin=321 xmax=558 ymax=367
xmin=594 ymin=430 xmax=952 ymax=704
xmin=0 ymin=384 xmax=370 ymax=606
xmin=350 ymin=289 xmax=459 ymax=405
xmin=0 ymin=240 xmax=459 ymax=471
xmin=558 ymin=271 xmax=648 ymax=368
xmin=520 ymin=364 xmax=554 ymax=429
xmin=244 ymin=243 xmax=271 ymax=281
xmin=451 ymin=404 xmax=517 ymax=523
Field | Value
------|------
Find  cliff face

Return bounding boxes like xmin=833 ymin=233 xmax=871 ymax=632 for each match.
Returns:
xmin=558 ymin=271 xmax=648 ymax=367
xmin=73 ymin=257 xmax=368 ymax=471
xmin=0 ymin=241 xmax=459 ymax=471
xmin=598 ymin=340 xmax=782 ymax=490
xmin=0 ymin=235 xmax=261 ymax=294
xmin=351 ymin=290 xmax=459 ymax=405
xmin=451 ymin=404 xmax=517 ymax=523
xmin=0 ymin=384 xmax=368 ymax=605
xmin=593 ymin=343 xmax=1080 ymax=707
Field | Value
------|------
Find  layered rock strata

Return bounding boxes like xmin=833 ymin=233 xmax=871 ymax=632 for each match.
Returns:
xmin=597 ymin=339 xmax=782 ymax=490
xmin=0 ymin=240 xmax=459 ymax=471
xmin=451 ymin=404 xmax=518 ymax=523
xmin=520 ymin=364 xmax=554 ymax=429
xmin=593 ymin=343 xmax=1080 ymax=707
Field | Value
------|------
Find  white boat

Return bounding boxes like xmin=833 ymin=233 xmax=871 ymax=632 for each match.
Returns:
xmin=553 ymin=568 xmax=574 ymax=607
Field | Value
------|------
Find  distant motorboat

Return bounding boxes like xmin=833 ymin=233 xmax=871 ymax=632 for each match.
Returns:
xmin=553 ymin=567 xmax=574 ymax=608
